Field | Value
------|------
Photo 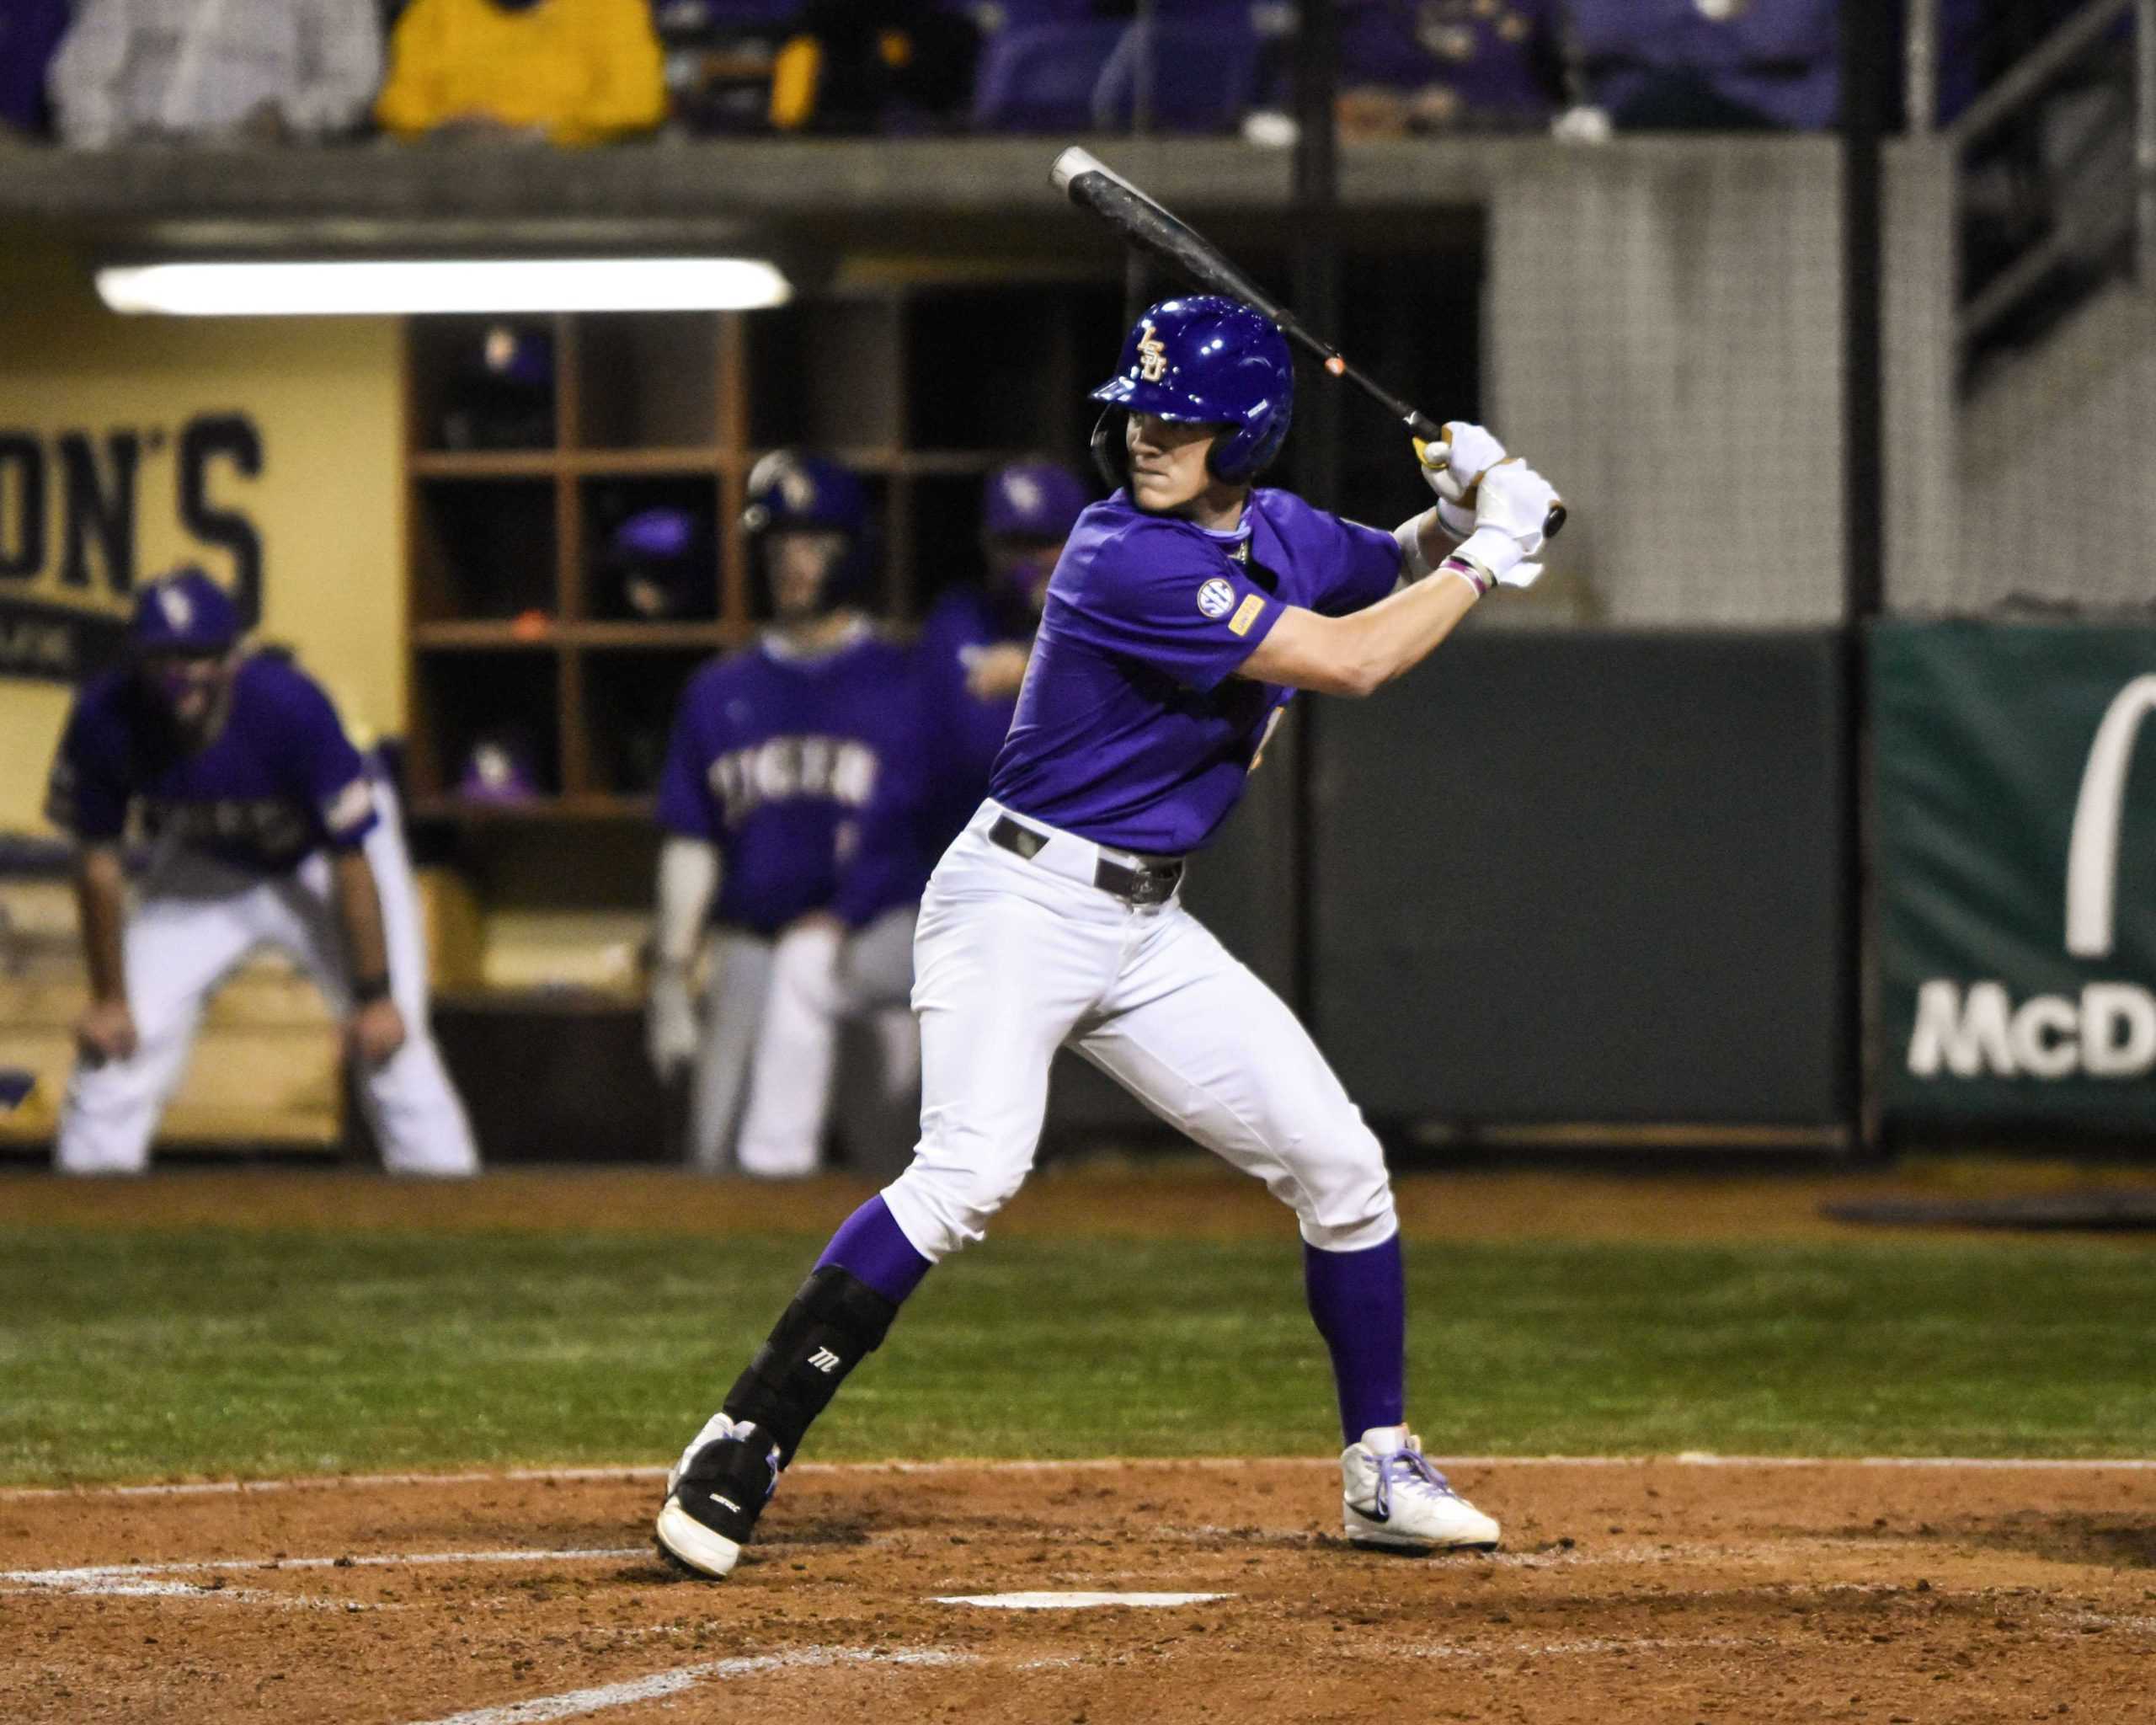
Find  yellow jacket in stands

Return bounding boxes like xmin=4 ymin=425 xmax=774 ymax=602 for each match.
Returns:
xmin=376 ymin=0 xmax=664 ymax=145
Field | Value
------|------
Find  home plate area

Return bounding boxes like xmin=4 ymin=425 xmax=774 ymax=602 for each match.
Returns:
xmin=3 ymin=1460 xmax=2152 ymax=1724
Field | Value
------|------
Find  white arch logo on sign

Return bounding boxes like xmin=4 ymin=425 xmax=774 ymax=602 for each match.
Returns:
xmin=1908 ymin=670 xmax=2156 ymax=1083
xmin=2064 ymin=674 xmax=2156 ymax=960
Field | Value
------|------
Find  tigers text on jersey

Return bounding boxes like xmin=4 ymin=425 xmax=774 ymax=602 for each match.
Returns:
xmin=45 ymin=653 xmax=379 ymax=873
xmin=987 ymin=487 xmax=1401 ymax=855
xmin=657 ymin=622 xmax=930 ymax=934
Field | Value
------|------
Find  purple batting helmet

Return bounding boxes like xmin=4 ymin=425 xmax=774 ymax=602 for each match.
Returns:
xmin=1089 ymin=295 xmax=1294 ymax=488
xmin=981 ymin=459 xmax=1090 ymax=543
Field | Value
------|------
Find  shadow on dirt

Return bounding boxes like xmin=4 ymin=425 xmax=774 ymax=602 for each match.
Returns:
xmin=1898 ymin=1513 xmax=2156 ymax=1571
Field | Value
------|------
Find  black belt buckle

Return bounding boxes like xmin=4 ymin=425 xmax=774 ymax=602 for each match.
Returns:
xmin=1097 ymin=855 xmax=1181 ymax=906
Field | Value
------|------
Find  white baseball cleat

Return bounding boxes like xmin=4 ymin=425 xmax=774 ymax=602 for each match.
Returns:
xmin=654 ymin=1411 xmax=781 ymax=1580
xmin=1341 ymin=1427 xmax=1501 ymax=1552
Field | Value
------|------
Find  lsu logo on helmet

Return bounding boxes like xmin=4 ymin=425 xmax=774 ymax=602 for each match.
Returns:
xmin=1137 ymin=322 xmax=1168 ymax=383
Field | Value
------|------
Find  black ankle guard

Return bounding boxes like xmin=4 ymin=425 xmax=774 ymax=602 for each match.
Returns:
xmin=722 ymin=1266 xmax=899 ymax=1466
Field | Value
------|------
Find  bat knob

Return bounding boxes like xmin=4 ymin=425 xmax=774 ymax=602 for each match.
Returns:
xmin=1051 ymin=147 xmax=1102 ymax=194
xmin=1542 ymin=502 xmax=1568 ymax=541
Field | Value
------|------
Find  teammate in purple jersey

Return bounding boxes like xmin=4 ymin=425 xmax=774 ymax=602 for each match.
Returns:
xmin=654 ymin=296 xmax=1561 ymax=1577
xmin=915 ymin=458 xmax=1091 ymax=858
xmin=45 ymin=566 xmax=478 ymax=1177
xmin=648 ymin=451 xmax=931 ymax=1178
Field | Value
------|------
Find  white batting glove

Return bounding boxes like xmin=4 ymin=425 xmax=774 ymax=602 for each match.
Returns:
xmin=648 ymin=966 xmax=699 ymax=1078
xmin=1417 ymin=421 xmax=1508 ymax=541
xmin=1450 ymin=461 xmax=1559 ymax=591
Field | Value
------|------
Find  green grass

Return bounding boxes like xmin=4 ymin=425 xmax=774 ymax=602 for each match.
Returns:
xmin=2 ymin=1228 xmax=2152 ymax=1484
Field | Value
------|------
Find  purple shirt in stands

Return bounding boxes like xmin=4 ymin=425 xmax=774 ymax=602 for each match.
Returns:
xmin=658 ymin=624 xmax=929 ymax=934
xmin=1567 ymin=0 xmax=1840 ymax=131
xmin=1338 ymin=0 xmax=1557 ymax=125
xmin=988 ymin=488 xmax=1401 ymax=856
xmin=45 ymin=654 xmax=380 ymax=873
xmin=917 ymin=585 xmax=1033 ymax=860
xmin=0 ymin=0 xmax=68 ymax=134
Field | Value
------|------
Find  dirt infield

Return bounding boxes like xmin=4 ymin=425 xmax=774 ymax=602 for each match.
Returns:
xmin=4 ymin=1459 xmax=2152 ymax=1724
xmin=9 ymin=1156 xmax=2156 ymax=1245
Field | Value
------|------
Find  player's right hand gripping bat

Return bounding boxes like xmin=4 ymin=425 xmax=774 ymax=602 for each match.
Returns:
xmin=1051 ymin=146 xmax=1566 ymax=542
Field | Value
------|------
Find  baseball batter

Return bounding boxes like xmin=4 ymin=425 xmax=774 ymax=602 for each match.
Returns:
xmin=45 ymin=567 xmax=478 ymax=1177
xmin=648 ymin=452 xmax=929 ymax=1178
xmin=654 ymin=296 xmax=1559 ymax=1576
xmin=916 ymin=458 xmax=1091 ymax=861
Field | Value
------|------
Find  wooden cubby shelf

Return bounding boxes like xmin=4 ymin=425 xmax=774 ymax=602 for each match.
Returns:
xmin=401 ymin=279 xmax=1123 ymax=823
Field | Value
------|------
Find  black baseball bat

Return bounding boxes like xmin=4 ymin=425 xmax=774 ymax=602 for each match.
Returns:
xmin=1051 ymin=146 xmax=1566 ymax=541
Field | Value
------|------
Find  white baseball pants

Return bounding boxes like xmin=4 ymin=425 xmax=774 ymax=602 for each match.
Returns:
xmin=689 ymin=905 xmax=921 ymax=1178
xmin=55 ymin=783 xmax=479 ymax=1178
xmin=880 ymin=800 xmax=1397 ymax=1263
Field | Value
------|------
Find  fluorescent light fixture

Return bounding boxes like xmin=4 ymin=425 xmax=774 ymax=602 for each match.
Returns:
xmin=96 ymin=257 xmax=792 ymax=317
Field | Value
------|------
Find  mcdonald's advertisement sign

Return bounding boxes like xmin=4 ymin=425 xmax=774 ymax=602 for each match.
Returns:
xmin=1876 ymin=622 xmax=2156 ymax=1124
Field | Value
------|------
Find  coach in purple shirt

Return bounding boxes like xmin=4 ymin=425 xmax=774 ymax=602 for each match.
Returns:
xmin=45 ymin=566 xmax=478 ymax=1176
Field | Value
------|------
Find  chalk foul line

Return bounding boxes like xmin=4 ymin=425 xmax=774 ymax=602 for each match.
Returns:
xmin=403 ymin=1648 xmax=975 ymax=1725
xmin=1 ymin=1546 xmax=648 ymax=1594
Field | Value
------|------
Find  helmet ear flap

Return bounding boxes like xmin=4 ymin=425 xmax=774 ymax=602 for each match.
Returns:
xmin=1206 ymin=412 xmax=1289 ymax=486
xmin=1089 ymin=407 xmax=1127 ymax=491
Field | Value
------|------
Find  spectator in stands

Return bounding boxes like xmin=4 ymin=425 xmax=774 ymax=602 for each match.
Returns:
xmin=1333 ymin=0 xmax=1564 ymax=137
xmin=48 ymin=0 xmax=384 ymax=147
xmin=654 ymin=0 xmax=798 ymax=136
xmin=1 ymin=0 xmax=70 ymax=140
xmin=376 ymin=0 xmax=666 ymax=144
xmin=1558 ymin=0 xmax=1840 ymax=134
xmin=766 ymin=0 xmax=979 ymax=133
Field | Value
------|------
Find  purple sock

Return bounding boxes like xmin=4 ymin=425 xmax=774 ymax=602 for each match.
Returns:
xmin=815 ymin=1195 xmax=933 ymax=1306
xmin=1303 ymin=1233 xmax=1406 ymax=1445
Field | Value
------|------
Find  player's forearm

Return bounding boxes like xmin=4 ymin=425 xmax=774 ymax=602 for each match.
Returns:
xmin=1337 ymin=569 xmax=1481 ymax=695
xmin=1246 ymin=565 xmax=1479 ymax=698
xmin=330 ymin=850 xmax=392 ymax=996
xmin=73 ymin=846 xmax=129 ymax=1005
xmin=654 ymin=837 xmax=720 ymax=972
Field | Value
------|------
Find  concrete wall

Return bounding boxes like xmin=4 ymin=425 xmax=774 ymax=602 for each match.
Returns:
xmin=1485 ymin=137 xmax=1847 ymax=627
xmin=1947 ymin=283 xmax=2156 ymax=617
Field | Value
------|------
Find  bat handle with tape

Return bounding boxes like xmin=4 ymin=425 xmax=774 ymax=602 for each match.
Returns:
xmin=1409 ymin=416 xmax=1567 ymax=542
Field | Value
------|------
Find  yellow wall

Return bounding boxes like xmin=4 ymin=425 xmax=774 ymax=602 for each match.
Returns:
xmin=0 ymin=232 xmax=403 ymax=831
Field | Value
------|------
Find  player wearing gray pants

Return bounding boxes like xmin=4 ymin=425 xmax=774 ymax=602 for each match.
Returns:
xmin=45 ymin=568 xmax=478 ymax=1178
xmin=681 ymin=906 xmax=919 ymax=1178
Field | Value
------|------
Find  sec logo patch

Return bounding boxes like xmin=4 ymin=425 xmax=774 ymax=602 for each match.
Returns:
xmin=1196 ymin=577 xmax=1235 ymax=620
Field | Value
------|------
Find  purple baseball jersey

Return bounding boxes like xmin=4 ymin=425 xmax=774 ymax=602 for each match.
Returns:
xmin=658 ymin=625 xmax=930 ymax=934
xmin=988 ymin=487 xmax=1401 ymax=855
xmin=45 ymin=654 xmax=380 ymax=873
xmin=916 ymin=585 xmax=1033 ymax=859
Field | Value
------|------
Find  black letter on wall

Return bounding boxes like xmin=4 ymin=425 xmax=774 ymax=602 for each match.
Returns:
xmin=59 ymin=431 xmax=141 ymax=593
xmin=180 ymin=415 xmax=264 ymax=626
xmin=0 ymin=435 xmax=45 ymax=579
